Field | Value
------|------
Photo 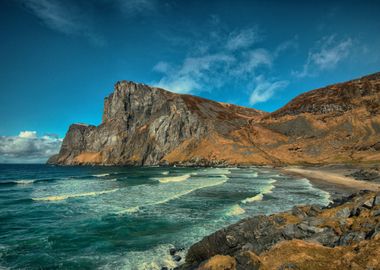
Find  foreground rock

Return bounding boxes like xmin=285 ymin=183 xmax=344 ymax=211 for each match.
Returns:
xmin=49 ymin=72 xmax=380 ymax=166
xmin=179 ymin=191 xmax=380 ymax=270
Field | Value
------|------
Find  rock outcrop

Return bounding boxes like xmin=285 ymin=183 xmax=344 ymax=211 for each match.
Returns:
xmin=48 ymin=72 xmax=380 ymax=165
xmin=179 ymin=191 xmax=380 ymax=270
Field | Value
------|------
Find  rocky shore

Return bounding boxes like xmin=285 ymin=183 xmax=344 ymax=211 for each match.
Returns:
xmin=167 ymin=190 xmax=380 ymax=270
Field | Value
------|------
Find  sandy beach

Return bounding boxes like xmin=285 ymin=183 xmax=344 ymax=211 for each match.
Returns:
xmin=282 ymin=165 xmax=380 ymax=199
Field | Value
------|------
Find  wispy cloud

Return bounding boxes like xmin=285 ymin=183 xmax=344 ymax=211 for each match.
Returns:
xmin=249 ymin=76 xmax=289 ymax=105
xmin=152 ymin=21 xmax=291 ymax=105
xmin=232 ymin=49 xmax=273 ymax=77
xmin=293 ymin=36 xmax=352 ymax=77
xmin=0 ymin=131 xmax=62 ymax=163
xmin=226 ymin=27 xmax=261 ymax=51
xmin=154 ymin=54 xmax=235 ymax=94
xmin=21 ymin=0 xmax=106 ymax=46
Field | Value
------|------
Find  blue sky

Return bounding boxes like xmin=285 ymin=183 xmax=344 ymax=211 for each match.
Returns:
xmin=1 ymin=0 xmax=380 ymax=162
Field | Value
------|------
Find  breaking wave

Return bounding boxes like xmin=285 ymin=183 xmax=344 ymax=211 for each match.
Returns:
xmin=118 ymin=176 xmax=228 ymax=214
xmin=32 ymin=188 xmax=119 ymax=202
xmin=155 ymin=174 xmax=191 ymax=183
xmin=241 ymin=179 xmax=277 ymax=204
xmin=0 ymin=179 xmax=50 ymax=186
xmin=226 ymin=204 xmax=246 ymax=216
xmin=93 ymin=173 xmax=111 ymax=177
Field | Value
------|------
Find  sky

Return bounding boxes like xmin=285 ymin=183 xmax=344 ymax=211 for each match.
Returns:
xmin=1 ymin=0 xmax=380 ymax=163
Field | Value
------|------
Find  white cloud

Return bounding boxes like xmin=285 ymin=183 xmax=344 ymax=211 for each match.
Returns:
xmin=154 ymin=54 xmax=236 ymax=94
xmin=293 ymin=36 xmax=352 ymax=77
xmin=233 ymin=49 xmax=273 ymax=76
xmin=152 ymin=22 xmax=293 ymax=104
xmin=226 ymin=28 xmax=261 ymax=51
xmin=19 ymin=131 xmax=37 ymax=138
xmin=249 ymin=76 xmax=289 ymax=105
xmin=21 ymin=0 xmax=105 ymax=46
xmin=0 ymin=131 xmax=62 ymax=163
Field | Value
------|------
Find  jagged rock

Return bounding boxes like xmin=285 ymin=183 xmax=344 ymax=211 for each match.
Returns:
xmin=308 ymin=228 xmax=339 ymax=247
xmin=374 ymin=194 xmax=380 ymax=206
xmin=297 ymin=223 xmax=324 ymax=234
xmin=305 ymin=205 xmax=322 ymax=216
xmin=282 ymin=224 xmax=305 ymax=240
xmin=169 ymin=247 xmax=177 ymax=256
xmin=291 ymin=206 xmax=307 ymax=219
xmin=173 ymin=255 xmax=182 ymax=262
xmin=339 ymin=231 xmax=366 ymax=246
xmin=335 ymin=207 xmax=351 ymax=218
xmin=362 ymin=197 xmax=374 ymax=209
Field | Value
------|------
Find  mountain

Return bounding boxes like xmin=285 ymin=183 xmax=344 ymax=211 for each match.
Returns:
xmin=48 ymin=72 xmax=380 ymax=166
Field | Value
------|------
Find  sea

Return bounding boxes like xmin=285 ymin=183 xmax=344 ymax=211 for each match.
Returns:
xmin=0 ymin=164 xmax=331 ymax=269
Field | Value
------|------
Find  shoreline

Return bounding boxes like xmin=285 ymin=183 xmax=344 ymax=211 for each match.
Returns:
xmin=281 ymin=165 xmax=380 ymax=200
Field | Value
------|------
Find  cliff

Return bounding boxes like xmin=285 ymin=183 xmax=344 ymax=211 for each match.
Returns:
xmin=48 ymin=72 xmax=380 ymax=166
xmin=179 ymin=191 xmax=380 ymax=270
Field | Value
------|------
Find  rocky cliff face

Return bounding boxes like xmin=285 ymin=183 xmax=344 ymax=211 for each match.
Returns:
xmin=48 ymin=72 xmax=380 ymax=165
xmin=48 ymin=81 xmax=264 ymax=165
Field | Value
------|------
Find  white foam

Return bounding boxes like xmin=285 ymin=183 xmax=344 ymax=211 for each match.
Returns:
xmin=32 ymin=188 xmax=119 ymax=201
xmin=93 ymin=173 xmax=110 ymax=177
xmin=155 ymin=174 xmax=191 ymax=183
xmin=15 ymin=179 xmax=35 ymax=185
xmin=226 ymin=204 xmax=246 ymax=216
xmin=118 ymin=176 xmax=228 ymax=215
xmin=241 ymin=179 xmax=277 ymax=204
xmin=201 ymin=168 xmax=231 ymax=175
xmin=300 ymin=178 xmax=332 ymax=205
xmin=241 ymin=193 xmax=264 ymax=203
xmin=120 ymin=244 xmax=184 ymax=270
xmin=161 ymin=171 xmax=169 ymax=175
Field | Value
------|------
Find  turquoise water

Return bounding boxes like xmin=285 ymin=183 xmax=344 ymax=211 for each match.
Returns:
xmin=0 ymin=164 xmax=331 ymax=269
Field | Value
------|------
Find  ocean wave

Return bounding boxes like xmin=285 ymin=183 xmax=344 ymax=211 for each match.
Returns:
xmin=201 ymin=168 xmax=231 ymax=175
xmin=0 ymin=179 xmax=38 ymax=186
xmin=93 ymin=173 xmax=111 ymax=177
xmin=15 ymin=180 xmax=36 ymax=185
xmin=161 ymin=171 xmax=169 ymax=175
xmin=300 ymin=178 xmax=332 ymax=205
xmin=241 ymin=193 xmax=264 ymax=203
xmin=118 ymin=176 xmax=228 ymax=215
xmin=231 ymin=171 xmax=258 ymax=178
xmin=226 ymin=204 xmax=246 ymax=216
xmin=32 ymin=188 xmax=119 ymax=202
xmin=241 ymin=179 xmax=277 ymax=204
xmin=154 ymin=174 xmax=191 ymax=183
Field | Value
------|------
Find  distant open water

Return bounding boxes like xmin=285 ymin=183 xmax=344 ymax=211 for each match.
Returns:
xmin=0 ymin=164 xmax=331 ymax=269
